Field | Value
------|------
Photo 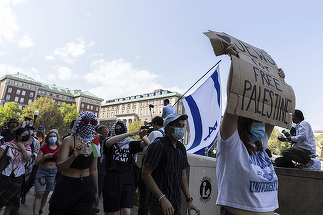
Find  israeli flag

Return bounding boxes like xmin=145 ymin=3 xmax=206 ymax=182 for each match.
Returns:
xmin=182 ymin=66 xmax=222 ymax=154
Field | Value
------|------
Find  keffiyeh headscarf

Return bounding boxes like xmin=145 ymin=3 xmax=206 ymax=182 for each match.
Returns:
xmin=110 ymin=120 xmax=135 ymax=148
xmin=71 ymin=111 xmax=98 ymax=143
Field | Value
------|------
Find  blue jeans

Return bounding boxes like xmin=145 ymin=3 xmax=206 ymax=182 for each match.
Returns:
xmin=35 ymin=166 xmax=57 ymax=192
xmin=220 ymin=207 xmax=235 ymax=215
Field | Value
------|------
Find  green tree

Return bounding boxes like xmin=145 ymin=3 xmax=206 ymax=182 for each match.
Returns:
xmin=60 ymin=102 xmax=79 ymax=123
xmin=268 ymin=127 xmax=291 ymax=155
xmin=0 ymin=102 xmax=22 ymax=125
xmin=128 ymin=120 xmax=144 ymax=140
xmin=21 ymin=97 xmax=71 ymax=138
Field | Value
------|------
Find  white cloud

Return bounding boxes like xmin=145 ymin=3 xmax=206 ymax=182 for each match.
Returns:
xmin=30 ymin=67 xmax=39 ymax=73
xmin=53 ymin=66 xmax=73 ymax=81
xmin=18 ymin=35 xmax=33 ymax=47
xmin=47 ymin=73 xmax=56 ymax=80
xmin=84 ymin=58 xmax=163 ymax=100
xmin=0 ymin=0 xmax=20 ymax=44
xmin=54 ymin=38 xmax=87 ymax=64
xmin=88 ymin=41 xmax=95 ymax=47
xmin=0 ymin=64 xmax=23 ymax=76
xmin=45 ymin=56 xmax=54 ymax=60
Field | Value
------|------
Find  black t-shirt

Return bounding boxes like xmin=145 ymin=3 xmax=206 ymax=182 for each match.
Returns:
xmin=1 ymin=129 xmax=16 ymax=142
xmin=104 ymin=140 xmax=142 ymax=173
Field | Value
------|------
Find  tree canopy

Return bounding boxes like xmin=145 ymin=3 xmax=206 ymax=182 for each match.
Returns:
xmin=0 ymin=102 xmax=22 ymax=125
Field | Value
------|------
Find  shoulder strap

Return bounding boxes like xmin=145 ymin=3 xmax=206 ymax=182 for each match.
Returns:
xmin=73 ymin=135 xmax=76 ymax=147
xmin=158 ymin=129 xmax=165 ymax=137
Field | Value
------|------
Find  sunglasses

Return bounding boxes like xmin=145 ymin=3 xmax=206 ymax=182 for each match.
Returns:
xmin=81 ymin=119 xmax=98 ymax=126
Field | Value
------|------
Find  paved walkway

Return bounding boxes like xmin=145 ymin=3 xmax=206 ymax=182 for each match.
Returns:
xmin=1 ymin=186 xmax=139 ymax=215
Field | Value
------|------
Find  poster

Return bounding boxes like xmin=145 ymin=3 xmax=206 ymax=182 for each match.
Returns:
xmin=204 ymin=31 xmax=295 ymax=128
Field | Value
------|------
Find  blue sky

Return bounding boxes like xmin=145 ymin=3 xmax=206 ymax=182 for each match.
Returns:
xmin=1 ymin=0 xmax=323 ymax=129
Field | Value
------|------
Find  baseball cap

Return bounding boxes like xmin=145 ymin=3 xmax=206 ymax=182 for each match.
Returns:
xmin=24 ymin=124 xmax=35 ymax=130
xmin=37 ymin=126 xmax=45 ymax=132
xmin=163 ymin=113 xmax=188 ymax=128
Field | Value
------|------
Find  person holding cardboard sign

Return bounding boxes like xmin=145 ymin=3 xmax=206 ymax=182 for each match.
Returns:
xmin=215 ymin=45 xmax=285 ymax=215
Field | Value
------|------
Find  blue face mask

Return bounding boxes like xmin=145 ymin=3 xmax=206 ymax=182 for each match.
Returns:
xmin=171 ymin=127 xmax=185 ymax=140
xmin=48 ymin=137 xmax=57 ymax=144
xmin=29 ymin=130 xmax=34 ymax=135
xmin=248 ymin=123 xmax=265 ymax=142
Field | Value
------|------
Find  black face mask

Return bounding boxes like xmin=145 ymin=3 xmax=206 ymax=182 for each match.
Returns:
xmin=21 ymin=135 xmax=30 ymax=142
xmin=115 ymin=128 xmax=124 ymax=135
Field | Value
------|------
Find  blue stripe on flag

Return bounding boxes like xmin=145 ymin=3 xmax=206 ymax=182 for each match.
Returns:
xmin=211 ymin=67 xmax=221 ymax=106
xmin=185 ymin=95 xmax=203 ymax=151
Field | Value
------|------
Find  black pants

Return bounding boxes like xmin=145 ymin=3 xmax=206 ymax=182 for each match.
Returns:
xmin=49 ymin=175 xmax=95 ymax=215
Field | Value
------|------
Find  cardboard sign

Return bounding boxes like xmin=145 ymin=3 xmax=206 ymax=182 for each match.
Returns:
xmin=204 ymin=31 xmax=295 ymax=128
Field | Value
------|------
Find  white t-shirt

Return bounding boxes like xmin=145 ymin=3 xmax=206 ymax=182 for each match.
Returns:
xmin=143 ymin=129 xmax=164 ymax=151
xmin=216 ymin=130 xmax=278 ymax=212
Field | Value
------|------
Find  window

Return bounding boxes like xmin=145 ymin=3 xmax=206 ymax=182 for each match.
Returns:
xmin=18 ymin=82 xmax=22 ymax=87
xmin=28 ymin=99 xmax=32 ymax=104
xmin=178 ymin=106 xmax=182 ymax=114
xmin=23 ymin=83 xmax=26 ymax=87
xmin=31 ymin=86 xmax=35 ymax=89
xmin=107 ymin=112 xmax=109 ymax=118
xmin=16 ymin=90 xmax=21 ymax=95
xmin=20 ymin=98 xmax=24 ymax=103
xmin=111 ymin=111 xmax=114 ymax=117
xmin=102 ymin=113 xmax=105 ymax=118
xmin=47 ymin=92 xmax=50 ymax=96
xmin=152 ymin=108 xmax=155 ymax=114
xmin=6 ymin=95 xmax=10 ymax=100
xmin=146 ymin=108 xmax=149 ymax=115
xmin=14 ymin=82 xmax=18 ymax=86
xmin=147 ymin=101 xmax=149 ymax=105
xmin=96 ymin=107 xmax=98 ymax=111
xmin=81 ymin=104 xmax=84 ymax=108
xmin=58 ymin=101 xmax=61 ymax=105
xmin=52 ymin=94 xmax=56 ymax=97
xmin=140 ymin=109 xmax=142 ymax=115
xmin=141 ymin=102 xmax=143 ymax=107
xmin=22 ymin=91 xmax=26 ymax=96
xmin=15 ymin=97 xmax=19 ymax=102
xmin=59 ymin=95 xmax=62 ymax=99
xmin=38 ymin=90 xmax=41 ymax=94
xmin=10 ymin=81 xmax=14 ymax=85
xmin=30 ymin=92 xmax=34 ymax=97
xmin=8 ymin=88 xmax=12 ymax=93
xmin=154 ymin=100 xmax=156 ymax=105
xmin=91 ymin=106 xmax=93 ymax=110
xmin=87 ymin=105 xmax=90 ymax=109
xmin=64 ymin=96 xmax=66 ymax=100
xmin=127 ymin=110 xmax=129 ymax=113
xmin=159 ymin=106 xmax=162 ymax=113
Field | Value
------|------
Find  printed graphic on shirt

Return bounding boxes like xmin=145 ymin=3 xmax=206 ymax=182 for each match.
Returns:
xmin=113 ymin=145 xmax=129 ymax=162
xmin=249 ymin=151 xmax=278 ymax=193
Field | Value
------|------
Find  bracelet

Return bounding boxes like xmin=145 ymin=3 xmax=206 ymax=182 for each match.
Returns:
xmin=158 ymin=194 xmax=165 ymax=202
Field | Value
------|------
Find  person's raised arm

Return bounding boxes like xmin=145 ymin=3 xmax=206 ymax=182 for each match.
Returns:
xmin=105 ymin=130 xmax=140 ymax=147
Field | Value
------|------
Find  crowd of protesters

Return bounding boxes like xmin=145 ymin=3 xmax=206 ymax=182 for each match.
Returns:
xmin=0 ymin=100 xmax=202 ymax=215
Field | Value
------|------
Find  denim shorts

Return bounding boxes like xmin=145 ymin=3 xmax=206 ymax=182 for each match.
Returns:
xmin=35 ymin=166 xmax=57 ymax=192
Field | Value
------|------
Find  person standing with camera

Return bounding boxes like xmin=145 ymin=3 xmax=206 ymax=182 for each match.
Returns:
xmin=280 ymin=109 xmax=316 ymax=169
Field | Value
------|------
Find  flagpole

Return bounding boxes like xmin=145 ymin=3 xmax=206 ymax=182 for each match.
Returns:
xmin=174 ymin=60 xmax=221 ymax=106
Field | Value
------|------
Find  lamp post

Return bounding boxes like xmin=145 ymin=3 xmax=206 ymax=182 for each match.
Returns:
xmin=34 ymin=109 xmax=39 ymax=124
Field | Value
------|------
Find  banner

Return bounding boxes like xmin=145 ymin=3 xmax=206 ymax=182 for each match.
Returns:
xmin=204 ymin=31 xmax=295 ymax=129
xmin=182 ymin=66 xmax=222 ymax=154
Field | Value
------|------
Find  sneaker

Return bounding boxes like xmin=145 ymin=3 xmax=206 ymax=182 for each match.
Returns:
xmin=20 ymin=195 xmax=26 ymax=204
xmin=297 ymin=160 xmax=314 ymax=169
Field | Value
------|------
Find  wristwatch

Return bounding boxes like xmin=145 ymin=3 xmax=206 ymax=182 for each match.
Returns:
xmin=186 ymin=196 xmax=193 ymax=202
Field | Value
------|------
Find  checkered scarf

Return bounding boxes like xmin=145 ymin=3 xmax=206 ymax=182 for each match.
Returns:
xmin=110 ymin=120 xmax=135 ymax=149
xmin=71 ymin=111 xmax=97 ymax=143
xmin=5 ymin=140 xmax=32 ymax=175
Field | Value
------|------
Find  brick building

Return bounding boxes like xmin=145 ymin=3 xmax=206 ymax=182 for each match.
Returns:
xmin=0 ymin=73 xmax=103 ymax=116
xmin=99 ymin=89 xmax=185 ymax=129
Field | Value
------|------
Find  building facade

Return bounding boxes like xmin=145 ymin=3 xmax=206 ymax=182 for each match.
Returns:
xmin=98 ymin=89 xmax=185 ymax=128
xmin=0 ymin=73 xmax=103 ymax=116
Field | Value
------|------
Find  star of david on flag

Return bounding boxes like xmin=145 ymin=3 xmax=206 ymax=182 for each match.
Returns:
xmin=182 ymin=66 xmax=222 ymax=154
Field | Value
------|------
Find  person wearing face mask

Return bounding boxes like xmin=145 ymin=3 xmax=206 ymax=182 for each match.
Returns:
xmin=103 ymin=120 xmax=149 ymax=215
xmin=214 ymin=45 xmax=285 ymax=215
xmin=49 ymin=111 xmax=100 ymax=215
xmin=141 ymin=113 xmax=200 ymax=215
xmin=0 ymin=127 xmax=32 ymax=215
xmin=33 ymin=130 xmax=61 ymax=215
